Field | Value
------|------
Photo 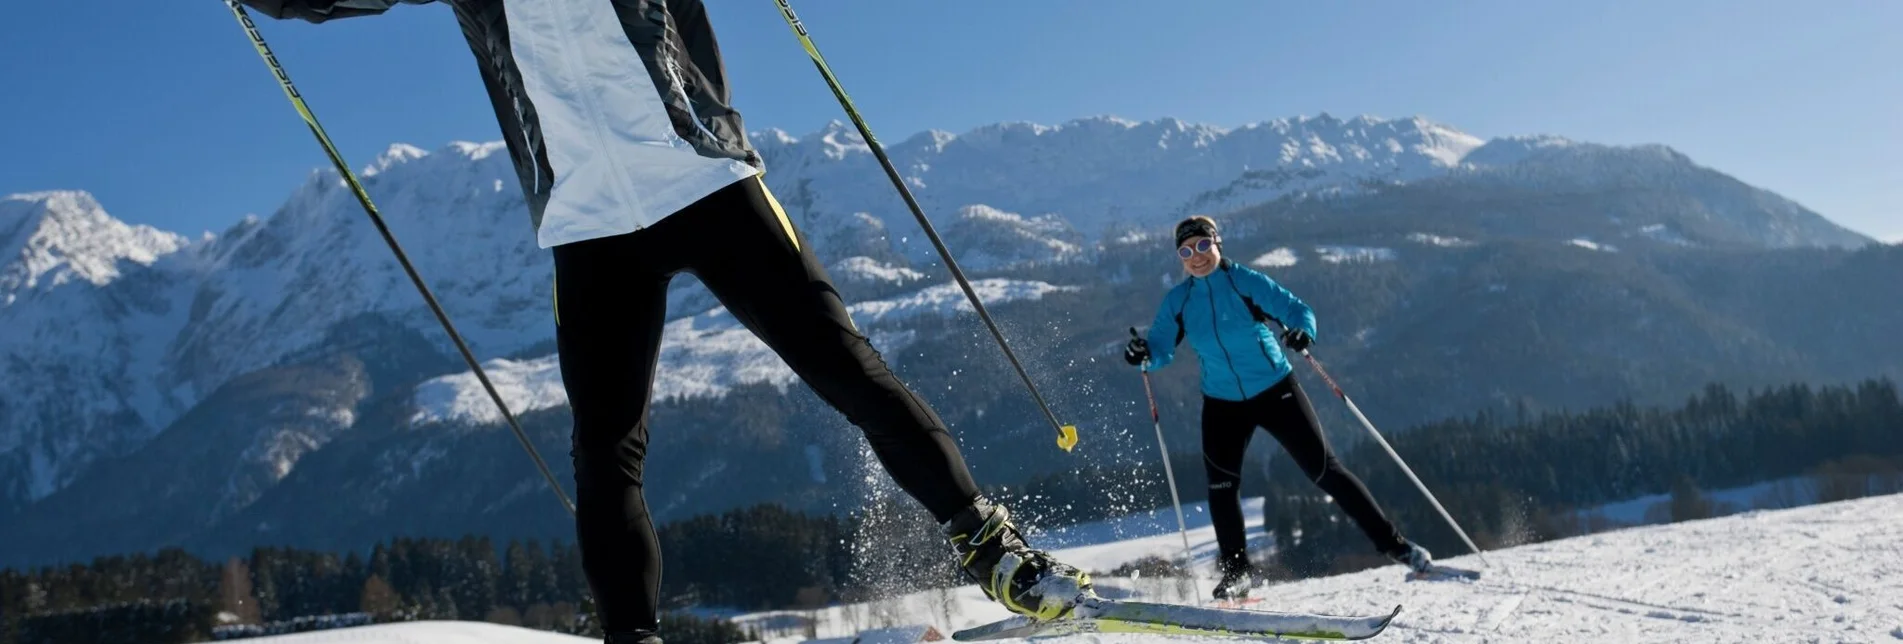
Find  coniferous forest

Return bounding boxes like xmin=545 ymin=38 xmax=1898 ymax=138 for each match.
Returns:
xmin=3 ymin=377 xmax=1898 ymax=644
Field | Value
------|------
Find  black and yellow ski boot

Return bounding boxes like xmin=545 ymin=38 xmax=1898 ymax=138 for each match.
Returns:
xmin=942 ymin=495 xmax=1093 ymax=621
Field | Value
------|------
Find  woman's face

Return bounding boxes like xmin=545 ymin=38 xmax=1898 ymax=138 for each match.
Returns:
xmin=1178 ymin=235 xmax=1220 ymax=277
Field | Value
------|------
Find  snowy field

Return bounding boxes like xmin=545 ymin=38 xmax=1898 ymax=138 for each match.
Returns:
xmin=249 ymin=493 xmax=1903 ymax=643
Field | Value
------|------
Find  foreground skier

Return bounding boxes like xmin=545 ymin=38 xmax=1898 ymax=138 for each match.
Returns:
xmin=1124 ymin=216 xmax=1434 ymax=599
xmin=235 ymin=1 xmax=1090 ymax=641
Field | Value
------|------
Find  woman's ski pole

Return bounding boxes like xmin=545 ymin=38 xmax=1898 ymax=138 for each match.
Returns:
xmin=1133 ymin=327 xmax=1204 ymax=599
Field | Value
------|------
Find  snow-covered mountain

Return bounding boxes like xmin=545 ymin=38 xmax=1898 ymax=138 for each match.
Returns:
xmin=0 ymin=191 xmax=191 ymax=301
xmin=0 ymin=111 xmax=1879 ymax=523
xmin=1439 ymin=135 xmax=1872 ymax=249
xmin=754 ymin=114 xmax=1490 ymax=265
xmin=0 ymin=191 xmax=200 ymax=507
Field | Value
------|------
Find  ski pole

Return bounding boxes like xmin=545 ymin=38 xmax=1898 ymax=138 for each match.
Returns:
xmin=1132 ymin=328 xmax=1202 ymax=601
xmin=771 ymin=0 xmax=1078 ymax=453
xmin=221 ymin=0 xmax=575 ymax=517
xmin=1295 ymin=347 xmax=1490 ymax=566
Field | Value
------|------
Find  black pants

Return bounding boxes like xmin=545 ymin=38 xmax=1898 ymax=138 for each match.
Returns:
xmin=1202 ymin=374 xmax=1406 ymax=567
xmin=552 ymin=176 xmax=981 ymax=634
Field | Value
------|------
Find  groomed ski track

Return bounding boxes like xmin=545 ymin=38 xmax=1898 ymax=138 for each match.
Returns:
xmin=249 ymin=493 xmax=1903 ymax=643
xmin=751 ymin=492 xmax=1903 ymax=643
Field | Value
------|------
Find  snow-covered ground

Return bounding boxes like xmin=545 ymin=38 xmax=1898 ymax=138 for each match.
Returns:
xmin=240 ymin=493 xmax=1903 ymax=643
xmin=730 ymin=493 xmax=1903 ymax=643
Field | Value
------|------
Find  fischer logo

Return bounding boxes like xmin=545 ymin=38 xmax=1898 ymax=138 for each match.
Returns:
xmin=775 ymin=0 xmax=807 ymax=37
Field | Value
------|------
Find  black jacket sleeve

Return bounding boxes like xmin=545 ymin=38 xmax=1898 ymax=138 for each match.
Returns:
xmin=239 ymin=0 xmax=435 ymax=23
xmin=664 ymin=0 xmax=757 ymax=165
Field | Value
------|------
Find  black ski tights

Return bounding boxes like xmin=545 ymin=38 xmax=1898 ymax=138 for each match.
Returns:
xmin=1201 ymin=374 xmax=1407 ymax=563
xmin=553 ymin=176 xmax=982 ymax=635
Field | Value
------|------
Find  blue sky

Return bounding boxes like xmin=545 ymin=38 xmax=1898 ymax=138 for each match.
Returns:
xmin=2 ymin=0 xmax=1897 ymax=241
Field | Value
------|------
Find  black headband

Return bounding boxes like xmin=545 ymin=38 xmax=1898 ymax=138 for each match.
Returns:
xmin=1174 ymin=219 xmax=1218 ymax=248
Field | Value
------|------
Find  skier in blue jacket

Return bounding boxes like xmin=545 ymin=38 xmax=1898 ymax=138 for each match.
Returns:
xmin=1124 ymin=216 xmax=1432 ymax=599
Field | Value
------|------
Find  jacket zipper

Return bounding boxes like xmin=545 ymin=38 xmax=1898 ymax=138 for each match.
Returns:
xmin=1200 ymin=280 xmax=1248 ymax=399
xmin=545 ymin=0 xmax=649 ymax=220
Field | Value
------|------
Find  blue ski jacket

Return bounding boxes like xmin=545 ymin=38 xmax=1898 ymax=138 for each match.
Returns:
xmin=1144 ymin=259 xmax=1318 ymax=402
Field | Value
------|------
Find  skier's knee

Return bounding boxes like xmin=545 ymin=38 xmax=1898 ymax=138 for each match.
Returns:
xmin=571 ymin=445 xmax=646 ymax=491
xmin=1300 ymin=455 xmax=1343 ymax=485
xmin=1205 ymin=466 xmax=1242 ymax=496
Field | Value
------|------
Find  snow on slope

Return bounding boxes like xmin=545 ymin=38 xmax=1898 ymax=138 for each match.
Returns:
xmin=1638 ymin=223 xmax=1696 ymax=247
xmin=1407 ymin=232 xmax=1476 ymax=248
xmin=753 ymin=115 xmax=1486 ymax=263
xmin=411 ymin=279 xmax=1077 ymax=425
xmin=165 ymin=141 xmax=550 ymax=404
xmin=1450 ymin=138 xmax=1872 ymax=250
xmin=0 ymin=191 xmax=190 ymax=302
xmin=0 ymin=191 xmax=201 ymax=503
xmin=830 ymin=256 xmax=927 ymax=285
xmin=1250 ymin=248 xmax=1299 ymax=268
xmin=1566 ymin=238 xmax=1619 ymax=253
xmin=1315 ymin=245 xmax=1398 ymax=264
xmin=0 ymin=143 xmax=560 ymax=505
xmin=727 ymin=493 xmax=1903 ymax=643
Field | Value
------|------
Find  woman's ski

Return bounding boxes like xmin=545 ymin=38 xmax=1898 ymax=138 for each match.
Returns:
xmin=952 ymin=597 xmax=1402 ymax=641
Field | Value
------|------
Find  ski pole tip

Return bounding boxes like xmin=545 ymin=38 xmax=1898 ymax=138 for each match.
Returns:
xmin=1056 ymin=425 xmax=1079 ymax=452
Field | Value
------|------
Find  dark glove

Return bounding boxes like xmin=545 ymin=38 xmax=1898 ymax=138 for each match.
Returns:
xmin=1124 ymin=328 xmax=1151 ymax=366
xmin=1281 ymin=328 xmax=1313 ymax=352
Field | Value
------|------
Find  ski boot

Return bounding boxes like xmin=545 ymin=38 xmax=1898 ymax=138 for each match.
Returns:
xmin=1387 ymin=540 xmax=1434 ymax=576
xmin=1211 ymin=552 xmax=1260 ymax=601
xmin=943 ymin=495 xmax=1092 ymax=620
xmin=603 ymin=630 xmax=661 ymax=644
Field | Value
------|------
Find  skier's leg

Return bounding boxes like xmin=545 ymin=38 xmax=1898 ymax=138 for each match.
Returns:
xmin=685 ymin=176 xmax=1087 ymax=618
xmin=1199 ymin=395 xmax=1256 ymax=566
xmin=1258 ymin=375 xmax=1410 ymax=556
xmin=1200 ymin=395 xmax=1259 ymax=598
xmin=685 ymin=177 xmax=980 ymax=517
xmin=553 ymin=231 xmax=676 ymax=638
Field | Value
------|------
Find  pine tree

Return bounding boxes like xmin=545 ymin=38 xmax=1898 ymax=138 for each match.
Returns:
xmin=359 ymin=575 xmax=401 ymax=621
xmin=219 ymin=557 xmax=261 ymax=625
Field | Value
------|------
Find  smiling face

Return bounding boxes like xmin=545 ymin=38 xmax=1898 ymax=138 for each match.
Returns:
xmin=1178 ymin=235 xmax=1220 ymax=277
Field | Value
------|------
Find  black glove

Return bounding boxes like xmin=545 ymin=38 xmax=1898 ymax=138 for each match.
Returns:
xmin=1124 ymin=328 xmax=1151 ymax=366
xmin=1281 ymin=328 xmax=1313 ymax=352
